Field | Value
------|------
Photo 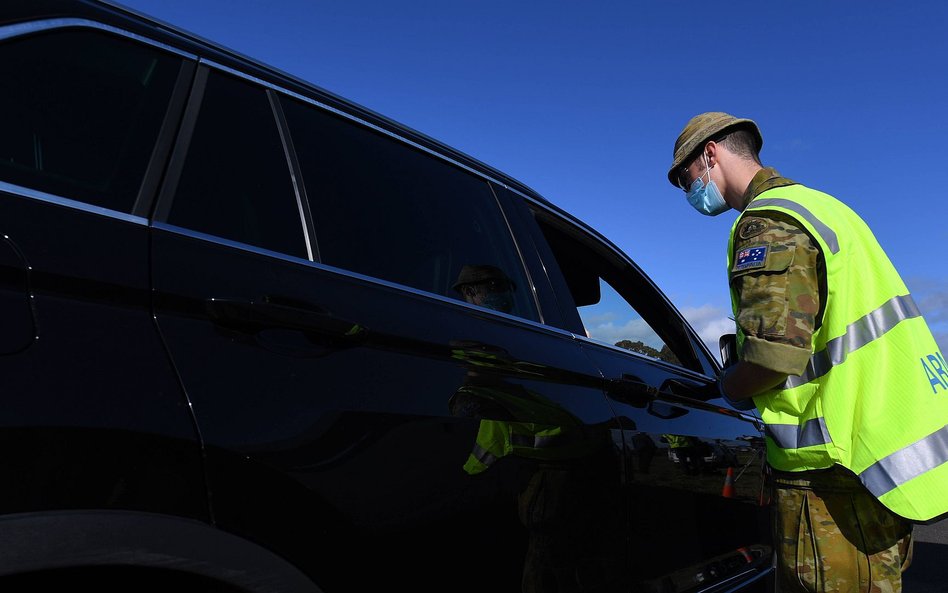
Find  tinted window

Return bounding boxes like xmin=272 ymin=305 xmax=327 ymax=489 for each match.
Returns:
xmin=281 ymin=96 xmax=538 ymax=321
xmin=0 ymin=30 xmax=181 ymax=212
xmin=166 ymin=71 xmax=306 ymax=258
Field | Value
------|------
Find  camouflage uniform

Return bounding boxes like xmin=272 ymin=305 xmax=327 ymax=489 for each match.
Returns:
xmin=772 ymin=467 xmax=913 ymax=593
xmin=730 ymin=168 xmax=821 ymax=375
xmin=730 ymin=168 xmax=913 ymax=592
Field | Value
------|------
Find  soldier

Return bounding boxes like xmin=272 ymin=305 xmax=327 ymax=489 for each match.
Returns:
xmin=666 ymin=112 xmax=948 ymax=592
xmin=452 ymin=264 xmax=516 ymax=314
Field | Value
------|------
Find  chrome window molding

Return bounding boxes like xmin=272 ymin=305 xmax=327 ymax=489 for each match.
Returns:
xmin=0 ymin=20 xmax=498 ymax=199
xmin=0 ymin=18 xmax=711 ymax=370
xmin=573 ymin=332 xmax=717 ymax=382
xmin=200 ymin=58 xmax=509 ymax=190
xmin=487 ymin=184 xmax=545 ymax=324
xmin=0 ymin=181 xmax=147 ymax=226
xmin=196 ymin=60 xmax=545 ymax=323
xmin=0 ymin=18 xmax=197 ymax=60
xmin=0 ymin=18 xmax=194 ymax=224
xmin=267 ymin=90 xmax=316 ymax=262
xmin=151 ymin=221 xmax=575 ymax=340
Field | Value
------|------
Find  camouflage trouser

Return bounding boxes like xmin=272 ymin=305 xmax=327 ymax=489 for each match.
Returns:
xmin=772 ymin=466 xmax=914 ymax=593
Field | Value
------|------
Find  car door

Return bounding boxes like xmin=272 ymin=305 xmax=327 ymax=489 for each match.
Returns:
xmin=150 ymin=64 xmax=629 ymax=592
xmin=505 ymin=191 xmax=773 ymax=593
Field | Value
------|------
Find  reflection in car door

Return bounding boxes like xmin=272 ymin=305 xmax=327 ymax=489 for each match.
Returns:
xmin=149 ymin=65 xmax=631 ymax=592
xmin=514 ymin=198 xmax=773 ymax=592
xmin=583 ymin=343 xmax=772 ymax=592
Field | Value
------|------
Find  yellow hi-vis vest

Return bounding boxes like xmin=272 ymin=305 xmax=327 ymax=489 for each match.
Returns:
xmin=662 ymin=434 xmax=693 ymax=449
xmin=728 ymin=183 xmax=948 ymax=523
xmin=454 ymin=384 xmax=597 ymax=476
xmin=463 ymin=421 xmax=589 ymax=475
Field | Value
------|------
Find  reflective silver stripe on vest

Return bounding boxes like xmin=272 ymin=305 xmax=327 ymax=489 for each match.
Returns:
xmin=511 ymin=432 xmax=568 ymax=449
xmin=765 ymin=417 xmax=832 ymax=449
xmin=747 ymin=198 xmax=840 ymax=254
xmin=785 ymin=294 xmax=921 ymax=389
xmin=859 ymin=423 xmax=948 ymax=497
xmin=470 ymin=443 xmax=497 ymax=467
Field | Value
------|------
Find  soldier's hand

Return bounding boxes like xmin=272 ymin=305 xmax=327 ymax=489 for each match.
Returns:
xmin=717 ymin=365 xmax=756 ymax=411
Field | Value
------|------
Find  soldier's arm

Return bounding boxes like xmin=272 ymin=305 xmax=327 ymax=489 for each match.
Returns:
xmin=724 ymin=212 xmax=822 ymax=400
xmin=721 ymin=360 xmax=789 ymax=401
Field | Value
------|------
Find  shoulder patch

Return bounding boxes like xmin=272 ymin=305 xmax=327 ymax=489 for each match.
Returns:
xmin=738 ymin=217 xmax=769 ymax=240
xmin=734 ymin=245 xmax=769 ymax=271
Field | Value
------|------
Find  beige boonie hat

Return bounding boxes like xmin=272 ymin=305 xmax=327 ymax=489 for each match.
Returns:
xmin=667 ymin=112 xmax=762 ymax=188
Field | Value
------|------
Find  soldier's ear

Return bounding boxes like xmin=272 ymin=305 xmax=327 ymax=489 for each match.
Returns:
xmin=704 ymin=141 xmax=718 ymax=167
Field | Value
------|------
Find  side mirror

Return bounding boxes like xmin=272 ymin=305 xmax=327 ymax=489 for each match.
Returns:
xmin=719 ymin=333 xmax=737 ymax=369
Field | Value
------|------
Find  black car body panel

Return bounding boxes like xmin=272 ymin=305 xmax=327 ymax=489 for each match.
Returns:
xmin=0 ymin=2 xmax=774 ymax=591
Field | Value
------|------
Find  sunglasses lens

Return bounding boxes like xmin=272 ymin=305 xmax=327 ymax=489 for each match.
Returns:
xmin=678 ymin=168 xmax=690 ymax=191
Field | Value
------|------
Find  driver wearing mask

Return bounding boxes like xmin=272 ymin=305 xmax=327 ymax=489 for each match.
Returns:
xmin=452 ymin=264 xmax=516 ymax=314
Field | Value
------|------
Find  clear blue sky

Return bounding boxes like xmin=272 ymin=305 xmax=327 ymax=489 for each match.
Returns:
xmin=115 ymin=0 xmax=947 ymax=353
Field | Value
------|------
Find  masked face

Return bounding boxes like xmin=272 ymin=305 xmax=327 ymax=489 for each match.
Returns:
xmin=480 ymin=291 xmax=513 ymax=313
xmin=685 ymin=154 xmax=729 ymax=216
xmin=461 ymin=280 xmax=513 ymax=313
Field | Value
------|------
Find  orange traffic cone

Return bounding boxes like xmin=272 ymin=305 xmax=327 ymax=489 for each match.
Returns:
xmin=721 ymin=467 xmax=736 ymax=498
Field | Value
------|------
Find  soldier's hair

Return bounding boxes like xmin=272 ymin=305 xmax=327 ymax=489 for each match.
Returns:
xmin=719 ymin=129 xmax=762 ymax=164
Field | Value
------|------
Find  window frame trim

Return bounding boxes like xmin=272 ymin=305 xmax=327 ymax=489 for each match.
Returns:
xmin=0 ymin=18 xmax=197 ymax=59
xmin=0 ymin=180 xmax=147 ymax=225
xmin=519 ymin=196 xmax=720 ymax=378
xmin=150 ymin=58 xmax=548 ymax=324
xmin=0 ymin=18 xmax=711 ymax=370
xmin=150 ymin=219 xmax=571 ymax=338
xmin=0 ymin=19 xmax=195 ymax=220
xmin=271 ymin=75 xmax=543 ymax=323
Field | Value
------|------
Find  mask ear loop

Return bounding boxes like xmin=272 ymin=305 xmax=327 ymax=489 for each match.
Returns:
xmin=702 ymin=152 xmax=713 ymax=182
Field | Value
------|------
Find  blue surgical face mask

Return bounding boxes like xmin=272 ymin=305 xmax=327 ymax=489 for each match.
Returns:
xmin=686 ymin=155 xmax=729 ymax=216
xmin=481 ymin=292 xmax=513 ymax=313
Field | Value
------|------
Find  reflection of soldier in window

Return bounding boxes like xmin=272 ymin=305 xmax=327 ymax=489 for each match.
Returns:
xmin=448 ymin=341 xmax=626 ymax=590
xmin=452 ymin=264 xmax=515 ymax=314
xmin=661 ymin=433 xmax=705 ymax=476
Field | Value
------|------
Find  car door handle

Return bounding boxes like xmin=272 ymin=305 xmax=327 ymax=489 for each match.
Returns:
xmin=205 ymin=297 xmax=368 ymax=342
xmin=605 ymin=375 xmax=691 ymax=418
xmin=660 ymin=377 xmax=720 ymax=400
xmin=604 ymin=374 xmax=658 ymax=408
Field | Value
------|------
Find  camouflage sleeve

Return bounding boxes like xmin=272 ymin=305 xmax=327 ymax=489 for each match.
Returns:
xmin=730 ymin=211 xmax=821 ymax=376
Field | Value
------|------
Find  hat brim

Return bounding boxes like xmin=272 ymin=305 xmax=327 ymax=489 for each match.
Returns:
xmin=666 ymin=119 xmax=761 ymax=187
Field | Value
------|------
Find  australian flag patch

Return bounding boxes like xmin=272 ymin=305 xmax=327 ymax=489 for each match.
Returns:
xmin=734 ymin=245 xmax=768 ymax=271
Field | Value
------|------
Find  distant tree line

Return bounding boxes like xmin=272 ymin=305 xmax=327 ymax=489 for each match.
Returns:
xmin=614 ymin=339 xmax=681 ymax=366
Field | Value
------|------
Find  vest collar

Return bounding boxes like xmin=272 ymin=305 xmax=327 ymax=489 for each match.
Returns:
xmin=740 ymin=167 xmax=796 ymax=210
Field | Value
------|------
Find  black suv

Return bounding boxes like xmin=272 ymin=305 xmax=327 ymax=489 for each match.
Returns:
xmin=0 ymin=2 xmax=774 ymax=591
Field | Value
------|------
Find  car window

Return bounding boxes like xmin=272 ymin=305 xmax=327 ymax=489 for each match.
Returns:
xmin=165 ymin=70 xmax=307 ymax=258
xmin=579 ymin=278 xmax=681 ymax=366
xmin=532 ymin=209 xmax=703 ymax=372
xmin=0 ymin=30 xmax=182 ymax=212
xmin=279 ymin=95 xmax=539 ymax=322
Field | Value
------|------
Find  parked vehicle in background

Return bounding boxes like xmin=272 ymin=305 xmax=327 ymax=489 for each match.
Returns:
xmin=666 ymin=438 xmax=742 ymax=470
xmin=0 ymin=1 xmax=774 ymax=591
